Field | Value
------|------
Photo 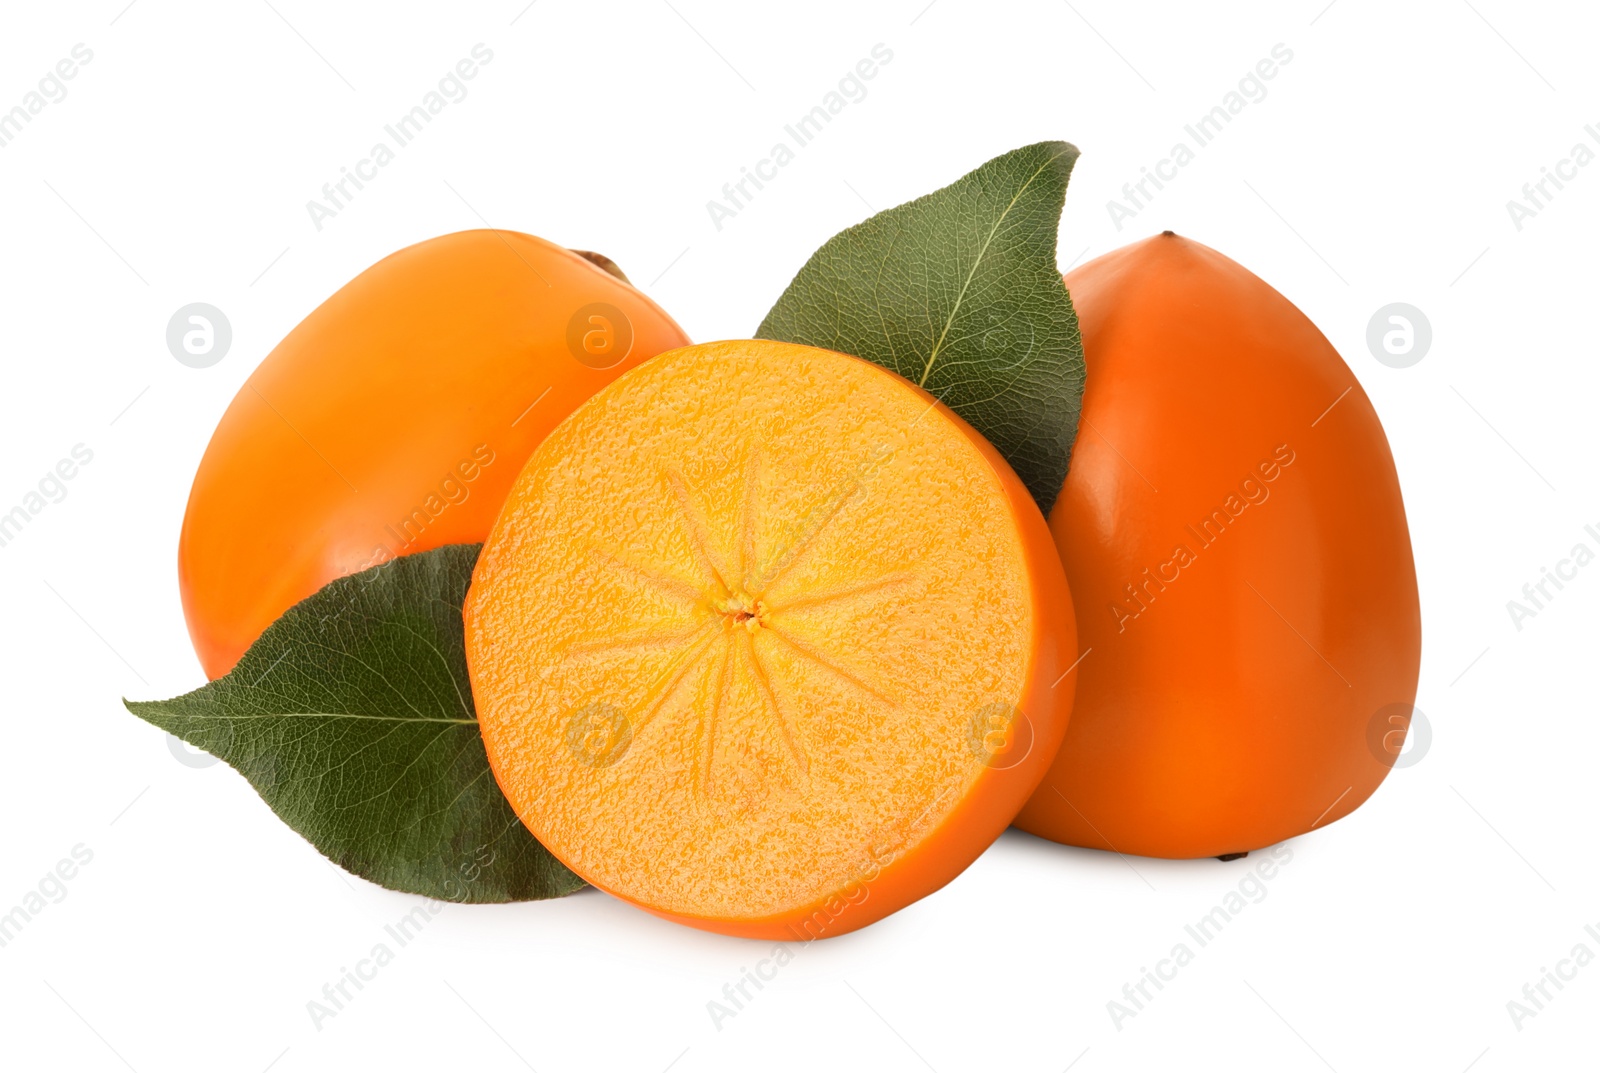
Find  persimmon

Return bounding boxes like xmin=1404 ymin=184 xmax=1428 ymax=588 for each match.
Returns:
xmin=1013 ymin=232 xmax=1421 ymax=859
xmin=179 ymin=229 xmax=689 ymax=679
xmin=464 ymin=340 xmax=1077 ymax=938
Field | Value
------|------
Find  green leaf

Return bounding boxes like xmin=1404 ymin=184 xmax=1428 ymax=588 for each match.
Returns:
xmin=757 ymin=141 xmax=1086 ymax=513
xmin=126 ymin=544 xmax=582 ymax=903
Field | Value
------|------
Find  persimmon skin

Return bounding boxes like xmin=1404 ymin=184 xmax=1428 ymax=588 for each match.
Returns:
xmin=1013 ymin=232 xmax=1421 ymax=859
xmin=179 ymin=230 xmax=690 ymax=679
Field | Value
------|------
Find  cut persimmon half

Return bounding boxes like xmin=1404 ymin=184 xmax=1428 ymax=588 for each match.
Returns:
xmin=464 ymin=339 xmax=1076 ymax=939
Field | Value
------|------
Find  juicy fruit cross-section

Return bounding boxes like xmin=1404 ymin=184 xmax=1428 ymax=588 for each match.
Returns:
xmin=464 ymin=340 xmax=1076 ymax=938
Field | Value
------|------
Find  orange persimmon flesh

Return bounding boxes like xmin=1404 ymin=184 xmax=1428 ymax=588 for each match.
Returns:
xmin=465 ymin=340 xmax=1077 ymax=939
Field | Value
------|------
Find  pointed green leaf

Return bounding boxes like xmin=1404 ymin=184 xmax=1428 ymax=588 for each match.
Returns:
xmin=757 ymin=140 xmax=1086 ymax=513
xmin=127 ymin=544 xmax=582 ymax=903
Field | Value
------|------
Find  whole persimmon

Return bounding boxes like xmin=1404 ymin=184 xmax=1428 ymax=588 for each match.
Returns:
xmin=1013 ymin=232 xmax=1421 ymax=859
xmin=179 ymin=230 xmax=690 ymax=679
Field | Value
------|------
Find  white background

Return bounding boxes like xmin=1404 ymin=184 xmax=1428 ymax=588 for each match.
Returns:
xmin=1 ymin=1 xmax=1595 ymax=1070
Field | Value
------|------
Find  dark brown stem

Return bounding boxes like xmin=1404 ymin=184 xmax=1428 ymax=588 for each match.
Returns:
xmin=568 ymin=249 xmax=631 ymax=285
